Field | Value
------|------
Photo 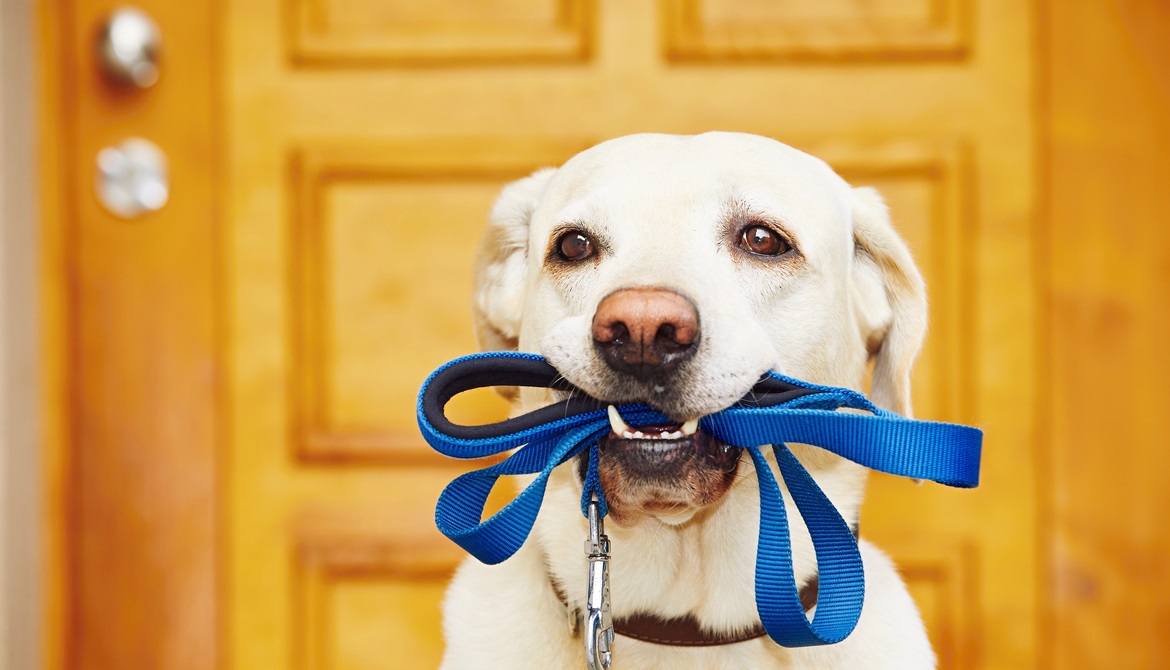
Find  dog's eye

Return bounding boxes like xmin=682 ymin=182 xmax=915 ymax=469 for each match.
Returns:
xmin=556 ymin=230 xmax=595 ymax=262
xmin=740 ymin=225 xmax=790 ymax=256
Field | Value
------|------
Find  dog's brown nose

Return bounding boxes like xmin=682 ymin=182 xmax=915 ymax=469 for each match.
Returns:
xmin=591 ymin=288 xmax=699 ymax=381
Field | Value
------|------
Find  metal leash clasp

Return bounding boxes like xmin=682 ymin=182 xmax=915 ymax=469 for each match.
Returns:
xmin=584 ymin=499 xmax=613 ymax=670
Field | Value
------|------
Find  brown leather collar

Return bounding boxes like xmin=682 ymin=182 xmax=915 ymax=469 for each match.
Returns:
xmin=547 ymin=523 xmax=859 ymax=647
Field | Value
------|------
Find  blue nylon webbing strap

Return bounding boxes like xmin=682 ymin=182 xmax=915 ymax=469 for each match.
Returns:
xmin=416 ymin=352 xmax=983 ymax=647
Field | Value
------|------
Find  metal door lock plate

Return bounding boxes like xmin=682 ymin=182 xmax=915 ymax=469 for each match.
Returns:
xmin=96 ymin=137 xmax=169 ymax=218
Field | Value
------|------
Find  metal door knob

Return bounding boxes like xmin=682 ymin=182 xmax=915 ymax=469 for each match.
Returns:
xmin=97 ymin=7 xmax=161 ymax=88
xmin=96 ymin=138 xmax=169 ymax=218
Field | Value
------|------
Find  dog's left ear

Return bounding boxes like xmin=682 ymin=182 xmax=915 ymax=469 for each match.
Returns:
xmin=471 ymin=167 xmax=557 ymax=352
xmin=849 ymin=186 xmax=928 ymax=417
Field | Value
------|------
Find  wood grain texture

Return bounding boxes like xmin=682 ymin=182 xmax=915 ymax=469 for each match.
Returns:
xmin=1040 ymin=1 xmax=1170 ymax=667
xmin=287 ymin=141 xmax=587 ymax=465
xmin=812 ymin=139 xmax=973 ymax=424
xmin=50 ymin=0 xmax=222 ymax=668
xmin=230 ymin=0 xmax=1035 ymax=667
xmin=662 ymin=0 xmax=970 ymax=61
xmin=25 ymin=0 xmax=1047 ymax=666
xmin=292 ymin=527 xmax=463 ymax=670
xmin=285 ymin=0 xmax=594 ymax=66
xmin=889 ymin=536 xmax=980 ymax=670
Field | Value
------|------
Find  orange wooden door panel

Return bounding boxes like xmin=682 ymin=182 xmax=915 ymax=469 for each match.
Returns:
xmin=230 ymin=137 xmax=578 ymax=670
xmin=45 ymin=0 xmax=221 ymax=668
xmin=46 ymin=0 xmax=1050 ymax=668
xmin=225 ymin=1 xmax=1035 ymax=668
xmin=1041 ymin=1 xmax=1170 ymax=667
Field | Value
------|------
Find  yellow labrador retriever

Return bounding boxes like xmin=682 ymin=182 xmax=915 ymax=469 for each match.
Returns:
xmin=442 ymin=132 xmax=933 ymax=669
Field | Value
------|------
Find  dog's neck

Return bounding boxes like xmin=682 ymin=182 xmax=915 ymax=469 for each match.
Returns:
xmin=534 ymin=453 xmax=868 ymax=635
xmin=542 ymin=520 xmax=860 ymax=647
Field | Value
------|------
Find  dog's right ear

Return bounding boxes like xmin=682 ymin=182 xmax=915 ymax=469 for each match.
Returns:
xmin=472 ymin=168 xmax=556 ymax=352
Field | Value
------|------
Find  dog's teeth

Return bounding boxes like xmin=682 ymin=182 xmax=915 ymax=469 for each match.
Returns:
xmin=681 ymin=419 xmax=700 ymax=436
xmin=608 ymin=406 xmax=632 ymax=435
xmin=663 ymin=431 xmax=681 ymax=439
xmin=622 ymin=430 xmax=635 ymax=439
xmin=632 ymin=431 xmax=645 ymax=439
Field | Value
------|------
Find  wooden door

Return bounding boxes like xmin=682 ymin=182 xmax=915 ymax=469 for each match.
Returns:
xmin=1041 ymin=2 xmax=1170 ymax=667
xmin=225 ymin=1 xmax=1035 ymax=668
xmin=47 ymin=0 xmax=1043 ymax=668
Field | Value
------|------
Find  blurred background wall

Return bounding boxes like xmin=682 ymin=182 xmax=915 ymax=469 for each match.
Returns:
xmin=0 ymin=0 xmax=41 ymax=669
xmin=27 ymin=1 xmax=1170 ymax=669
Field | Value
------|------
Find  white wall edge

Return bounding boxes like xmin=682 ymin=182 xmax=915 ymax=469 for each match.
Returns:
xmin=0 ymin=0 xmax=43 ymax=667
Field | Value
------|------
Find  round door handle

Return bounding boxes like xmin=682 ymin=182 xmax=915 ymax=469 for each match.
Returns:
xmin=97 ymin=7 xmax=162 ymax=88
xmin=96 ymin=138 xmax=169 ymax=218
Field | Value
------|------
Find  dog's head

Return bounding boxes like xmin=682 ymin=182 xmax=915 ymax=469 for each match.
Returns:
xmin=473 ymin=132 xmax=925 ymax=526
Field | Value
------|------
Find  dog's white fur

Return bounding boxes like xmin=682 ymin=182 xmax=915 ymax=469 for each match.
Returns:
xmin=443 ymin=132 xmax=934 ymax=669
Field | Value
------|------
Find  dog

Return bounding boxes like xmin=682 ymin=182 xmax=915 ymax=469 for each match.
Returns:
xmin=441 ymin=132 xmax=934 ymax=669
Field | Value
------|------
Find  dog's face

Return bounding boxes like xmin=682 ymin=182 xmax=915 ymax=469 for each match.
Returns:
xmin=473 ymin=132 xmax=925 ymax=526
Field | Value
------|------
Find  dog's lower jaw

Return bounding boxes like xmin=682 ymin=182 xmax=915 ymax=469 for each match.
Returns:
xmin=600 ymin=480 xmax=738 ymax=528
xmin=597 ymin=456 xmax=743 ymax=528
xmin=590 ymin=424 xmax=745 ymax=527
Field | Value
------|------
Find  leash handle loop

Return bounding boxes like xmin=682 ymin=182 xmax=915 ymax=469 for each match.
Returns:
xmin=747 ymin=444 xmax=866 ymax=646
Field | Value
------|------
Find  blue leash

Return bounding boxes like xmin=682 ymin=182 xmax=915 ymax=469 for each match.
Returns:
xmin=416 ymin=352 xmax=982 ymax=647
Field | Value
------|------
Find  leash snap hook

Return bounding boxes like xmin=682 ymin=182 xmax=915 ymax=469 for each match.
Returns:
xmin=584 ymin=499 xmax=613 ymax=670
